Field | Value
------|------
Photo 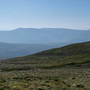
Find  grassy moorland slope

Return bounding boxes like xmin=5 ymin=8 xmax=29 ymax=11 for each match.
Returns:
xmin=0 ymin=41 xmax=90 ymax=90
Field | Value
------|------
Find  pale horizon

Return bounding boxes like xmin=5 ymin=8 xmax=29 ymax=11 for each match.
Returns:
xmin=0 ymin=0 xmax=89 ymax=30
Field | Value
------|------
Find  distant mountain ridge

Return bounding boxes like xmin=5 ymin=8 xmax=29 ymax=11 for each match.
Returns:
xmin=0 ymin=28 xmax=90 ymax=59
xmin=0 ymin=28 xmax=89 ymax=44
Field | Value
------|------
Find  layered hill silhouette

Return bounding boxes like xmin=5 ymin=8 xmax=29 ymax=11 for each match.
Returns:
xmin=0 ymin=42 xmax=65 ymax=59
xmin=1 ymin=28 xmax=90 ymax=59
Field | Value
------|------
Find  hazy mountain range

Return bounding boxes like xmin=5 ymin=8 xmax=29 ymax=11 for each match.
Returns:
xmin=0 ymin=28 xmax=89 ymax=44
xmin=0 ymin=28 xmax=89 ymax=59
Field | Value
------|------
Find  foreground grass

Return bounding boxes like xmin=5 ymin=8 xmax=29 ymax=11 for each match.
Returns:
xmin=0 ymin=68 xmax=90 ymax=90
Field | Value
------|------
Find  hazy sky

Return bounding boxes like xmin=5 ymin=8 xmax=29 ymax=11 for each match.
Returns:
xmin=0 ymin=0 xmax=90 ymax=30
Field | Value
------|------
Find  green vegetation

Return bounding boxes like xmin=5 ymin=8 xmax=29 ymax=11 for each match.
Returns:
xmin=0 ymin=41 xmax=90 ymax=90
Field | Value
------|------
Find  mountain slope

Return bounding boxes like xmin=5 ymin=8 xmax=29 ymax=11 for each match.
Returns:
xmin=3 ymin=41 xmax=90 ymax=69
xmin=0 ymin=42 xmax=90 ymax=90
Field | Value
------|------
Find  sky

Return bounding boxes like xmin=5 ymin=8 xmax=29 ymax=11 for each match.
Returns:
xmin=0 ymin=0 xmax=90 ymax=30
